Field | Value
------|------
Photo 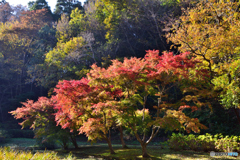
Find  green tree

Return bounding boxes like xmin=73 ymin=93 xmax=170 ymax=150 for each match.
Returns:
xmin=28 ymin=0 xmax=53 ymax=19
xmin=69 ymin=0 xmax=185 ymax=60
xmin=28 ymin=0 xmax=51 ymax=11
xmin=54 ymin=0 xmax=83 ymax=20
xmin=26 ymin=24 xmax=57 ymax=89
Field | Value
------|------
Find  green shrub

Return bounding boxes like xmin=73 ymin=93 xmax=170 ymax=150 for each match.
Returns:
xmin=168 ymin=133 xmax=187 ymax=151
xmin=34 ymin=126 xmax=72 ymax=150
xmin=167 ymin=133 xmax=240 ymax=153
xmin=215 ymin=135 xmax=240 ymax=152
xmin=185 ymin=134 xmax=200 ymax=151
xmin=197 ymin=133 xmax=216 ymax=152
xmin=159 ymin=141 xmax=168 ymax=149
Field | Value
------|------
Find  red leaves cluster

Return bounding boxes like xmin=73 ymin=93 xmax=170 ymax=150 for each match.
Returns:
xmin=144 ymin=50 xmax=200 ymax=80
xmin=52 ymin=77 xmax=122 ymax=133
xmin=88 ymin=57 xmax=149 ymax=86
xmin=53 ymin=78 xmax=91 ymax=106
xmin=52 ymin=78 xmax=91 ymax=130
xmin=9 ymin=97 xmax=55 ymax=129
xmin=178 ymin=105 xmax=199 ymax=112
xmin=88 ymin=50 xmax=200 ymax=90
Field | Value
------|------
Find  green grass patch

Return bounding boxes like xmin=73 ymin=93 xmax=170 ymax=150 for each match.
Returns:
xmin=3 ymin=138 xmax=36 ymax=147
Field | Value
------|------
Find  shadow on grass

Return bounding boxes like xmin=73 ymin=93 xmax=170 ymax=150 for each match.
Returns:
xmin=57 ymin=144 xmax=239 ymax=160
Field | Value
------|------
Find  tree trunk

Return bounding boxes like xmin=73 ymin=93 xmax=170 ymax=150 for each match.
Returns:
xmin=70 ymin=134 xmax=79 ymax=149
xmin=130 ymin=126 xmax=151 ymax=158
xmin=105 ymin=137 xmax=115 ymax=154
xmin=141 ymin=142 xmax=150 ymax=158
xmin=119 ymin=126 xmax=128 ymax=149
xmin=63 ymin=141 xmax=68 ymax=150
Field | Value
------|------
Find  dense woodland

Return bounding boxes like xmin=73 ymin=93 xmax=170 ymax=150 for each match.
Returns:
xmin=0 ymin=0 xmax=240 ymax=158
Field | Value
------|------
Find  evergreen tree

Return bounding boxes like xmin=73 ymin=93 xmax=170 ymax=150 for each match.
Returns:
xmin=0 ymin=0 xmax=6 ymax=5
xmin=54 ymin=0 xmax=83 ymax=20
xmin=28 ymin=0 xmax=53 ymax=18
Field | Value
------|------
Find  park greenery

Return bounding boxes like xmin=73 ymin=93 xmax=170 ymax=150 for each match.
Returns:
xmin=0 ymin=0 xmax=240 ymax=159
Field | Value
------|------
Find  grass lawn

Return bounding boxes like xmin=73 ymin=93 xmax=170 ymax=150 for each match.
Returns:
xmin=57 ymin=144 xmax=239 ymax=160
xmin=3 ymin=138 xmax=36 ymax=148
xmin=1 ymin=138 xmax=239 ymax=160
